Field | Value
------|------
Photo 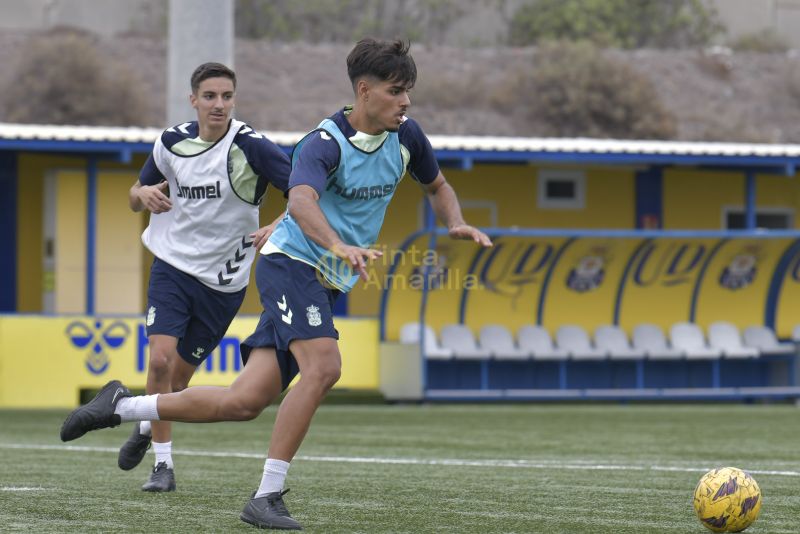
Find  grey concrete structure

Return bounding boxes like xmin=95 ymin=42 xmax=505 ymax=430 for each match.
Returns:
xmin=166 ymin=0 xmax=233 ymax=126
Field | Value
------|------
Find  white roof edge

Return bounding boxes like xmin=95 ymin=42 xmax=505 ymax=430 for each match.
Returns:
xmin=1 ymin=122 xmax=800 ymax=157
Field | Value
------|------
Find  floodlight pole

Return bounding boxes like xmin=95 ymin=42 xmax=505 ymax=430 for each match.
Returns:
xmin=167 ymin=0 xmax=234 ymax=126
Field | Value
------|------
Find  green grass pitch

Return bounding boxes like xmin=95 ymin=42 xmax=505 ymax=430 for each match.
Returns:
xmin=0 ymin=403 xmax=798 ymax=533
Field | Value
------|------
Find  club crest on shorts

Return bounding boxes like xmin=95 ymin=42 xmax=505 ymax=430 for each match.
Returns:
xmin=306 ymin=305 xmax=322 ymax=327
xmin=146 ymin=306 xmax=156 ymax=326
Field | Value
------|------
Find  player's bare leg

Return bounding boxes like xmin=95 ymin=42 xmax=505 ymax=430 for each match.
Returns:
xmin=137 ymin=335 xmax=196 ymax=491
xmin=267 ymin=338 xmax=341 ymax=461
xmin=241 ymin=339 xmax=341 ymax=530
xmin=61 ymin=347 xmax=286 ymax=440
xmin=152 ymin=349 xmax=284 ymax=421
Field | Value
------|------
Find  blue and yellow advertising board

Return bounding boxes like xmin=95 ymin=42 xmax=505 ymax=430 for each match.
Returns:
xmin=0 ymin=315 xmax=378 ymax=408
xmin=382 ymin=234 xmax=800 ymax=342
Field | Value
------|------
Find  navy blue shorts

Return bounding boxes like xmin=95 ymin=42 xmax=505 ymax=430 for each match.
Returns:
xmin=146 ymin=257 xmax=246 ymax=365
xmin=241 ymin=253 xmax=340 ymax=390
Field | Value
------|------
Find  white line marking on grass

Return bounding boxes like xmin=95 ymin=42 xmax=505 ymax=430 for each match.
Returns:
xmin=2 ymin=443 xmax=799 ymax=478
xmin=1 ymin=487 xmax=46 ymax=491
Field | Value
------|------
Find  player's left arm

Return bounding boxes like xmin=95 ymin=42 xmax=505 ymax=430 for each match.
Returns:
xmin=401 ymin=117 xmax=492 ymax=247
xmin=239 ymin=128 xmax=292 ymax=248
xmin=422 ymin=174 xmax=492 ymax=247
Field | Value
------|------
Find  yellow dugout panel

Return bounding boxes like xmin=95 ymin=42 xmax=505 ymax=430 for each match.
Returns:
xmin=541 ymin=237 xmax=643 ymax=334
xmin=382 ymin=235 xmax=800 ymax=341
xmin=96 ymin=171 xmax=144 ymax=314
xmin=54 ymin=170 xmax=88 ymax=313
xmin=463 ymin=236 xmax=569 ymax=334
xmin=616 ymin=238 xmax=720 ymax=334
xmin=663 ymin=169 xmax=800 ymax=229
xmin=694 ymin=238 xmax=792 ymax=330
xmin=662 ymin=171 xmax=740 ymax=229
xmin=775 ymin=242 xmax=800 ymax=338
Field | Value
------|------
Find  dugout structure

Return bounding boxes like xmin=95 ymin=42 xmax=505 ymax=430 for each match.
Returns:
xmin=379 ymin=228 xmax=800 ymax=401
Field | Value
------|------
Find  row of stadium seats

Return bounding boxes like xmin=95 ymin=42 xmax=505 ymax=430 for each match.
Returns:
xmin=399 ymin=322 xmax=798 ymax=361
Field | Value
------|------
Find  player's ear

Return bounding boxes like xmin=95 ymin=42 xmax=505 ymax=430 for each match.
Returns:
xmin=189 ymin=92 xmax=198 ymax=109
xmin=356 ymin=78 xmax=370 ymax=101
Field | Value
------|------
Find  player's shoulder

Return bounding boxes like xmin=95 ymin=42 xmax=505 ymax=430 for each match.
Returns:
xmin=398 ymin=115 xmax=424 ymax=135
xmin=397 ymin=115 xmax=429 ymax=145
xmin=233 ymin=122 xmax=282 ymax=152
xmin=160 ymin=121 xmax=199 ymax=149
xmin=294 ymin=127 xmax=341 ymax=166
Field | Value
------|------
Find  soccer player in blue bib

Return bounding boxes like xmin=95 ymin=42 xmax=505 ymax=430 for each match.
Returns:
xmin=61 ymin=40 xmax=491 ymax=530
xmin=120 ymin=62 xmax=290 ymax=492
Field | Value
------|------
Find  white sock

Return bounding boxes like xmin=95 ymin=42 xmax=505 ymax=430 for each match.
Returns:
xmin=256 ymin=458 xmax=290 ymax=497
xmin=114 ymin=395 xmax=160 ymax=423
xmin=139 ymin=420 xmax=152 ymax=436
xmin=153 ymin=441 xmax=173 ymax=469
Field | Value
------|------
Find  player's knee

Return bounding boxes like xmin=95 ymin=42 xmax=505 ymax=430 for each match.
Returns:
xmin=223 ymin=394 xmax=268 ymax=421
xmin=171 ymin=379 xmax=190 ymax=392
xmin=229 ymin=402 xmax=264 ymax=421
xmin=147 ymin=350 xmax=172 ymax=379
xmin=304 ymin=358 xmax=341 ymax=391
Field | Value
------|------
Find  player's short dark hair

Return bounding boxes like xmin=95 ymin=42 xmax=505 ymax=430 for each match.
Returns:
xmin=346 ymin=38 xmax=417 ymax=89
xmin=190 ymin=62 xmax=236 ymax=93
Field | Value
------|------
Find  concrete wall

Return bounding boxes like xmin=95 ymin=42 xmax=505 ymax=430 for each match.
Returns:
xmin=709 ymin=0 xmax=800 ymax=47
xmin=0 ymin=0 xmax=165 ymax=36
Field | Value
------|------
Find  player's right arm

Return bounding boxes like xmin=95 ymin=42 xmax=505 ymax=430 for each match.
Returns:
xmin=289 ymin=186 xmax=380 ymax=280
xmin=288 ymin=131 xmax=382 ymax=280
xmin=129 ymin=152 xmax=172 ymax=213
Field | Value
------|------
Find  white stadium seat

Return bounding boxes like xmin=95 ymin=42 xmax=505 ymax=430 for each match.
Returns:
xmin=440 ymin=324 xmax=491 ymax=360
xmin=517 ymin=325 xmax=569 ymax=360
xmin=399 ymin=322 xmax=453 ymax=360
xmin=792 ymin=324 xmax=800 ymax=342
xmin=707 ymin=321 xmax=758 ymax=358
xmin=742 ymin=326 xmax=796 ymax=355
xmin=632 ymin=323 xmax=683 ymax=359
xmin=479 ymin=325 xmax=529 ymax=360
xmin=556 ymin=325 xmax=606 ymax=360
xmin=669 ymin=322 xmax=722 ymax=359
xmin=594 ymin=325 xmax=643 ymax=360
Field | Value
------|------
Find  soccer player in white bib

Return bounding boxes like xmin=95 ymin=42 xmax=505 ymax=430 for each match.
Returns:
xmin=119 ymin=62 xmax=290 ymax=492
xmin=61 ymin=41 xmax=491 ymax=529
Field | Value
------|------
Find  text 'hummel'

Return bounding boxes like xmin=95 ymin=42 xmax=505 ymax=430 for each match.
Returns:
xmin=176 ymin=178 xmax=221 ymax=200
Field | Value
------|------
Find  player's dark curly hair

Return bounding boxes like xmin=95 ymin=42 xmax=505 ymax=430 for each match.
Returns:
xmin=346 ymin=38 xmax=417 ymax=89
xmin=190 ymin=62 xmax=236 ymax=93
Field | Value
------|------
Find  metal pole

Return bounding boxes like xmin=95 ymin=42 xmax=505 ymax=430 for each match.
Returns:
xmin=86 ymin=157 xmax=97 ymax=315
xmin=745 ymin=170 xmax=757 ymax=230
xmin=418 ymin=198 xmax=438 ymax=394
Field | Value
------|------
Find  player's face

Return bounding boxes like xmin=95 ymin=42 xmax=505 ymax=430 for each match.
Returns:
xmin=190 ymin=77 xmax=235 ymax=129
xmin=364 ymin=79 xmax=411 ymax=133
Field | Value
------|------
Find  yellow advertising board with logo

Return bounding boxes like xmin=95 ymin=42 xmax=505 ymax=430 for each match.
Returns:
xmin=615 ymin=238 xmax=721 ymax=334
xmin=542 ymin=238 xmax=644 ymax=334
xmin=0 ymin=315 xmax=378 ymax=408
xmin=464 ymin=236 xmax=570 ymax=335
xmin=382 ymin=234 xmax=800 ymax=342
xmin=771 ymin=239 xmax=800 ymax=339
xmin=694 ymin=239 xmax=794 ymax=329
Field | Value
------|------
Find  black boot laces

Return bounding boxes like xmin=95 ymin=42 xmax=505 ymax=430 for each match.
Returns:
xmin=267 ymin=489 xmax=291 ymax=517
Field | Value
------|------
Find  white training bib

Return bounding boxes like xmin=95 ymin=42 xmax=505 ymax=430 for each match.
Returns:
xmin=142 ymin=119 xmax=259 ymax=292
